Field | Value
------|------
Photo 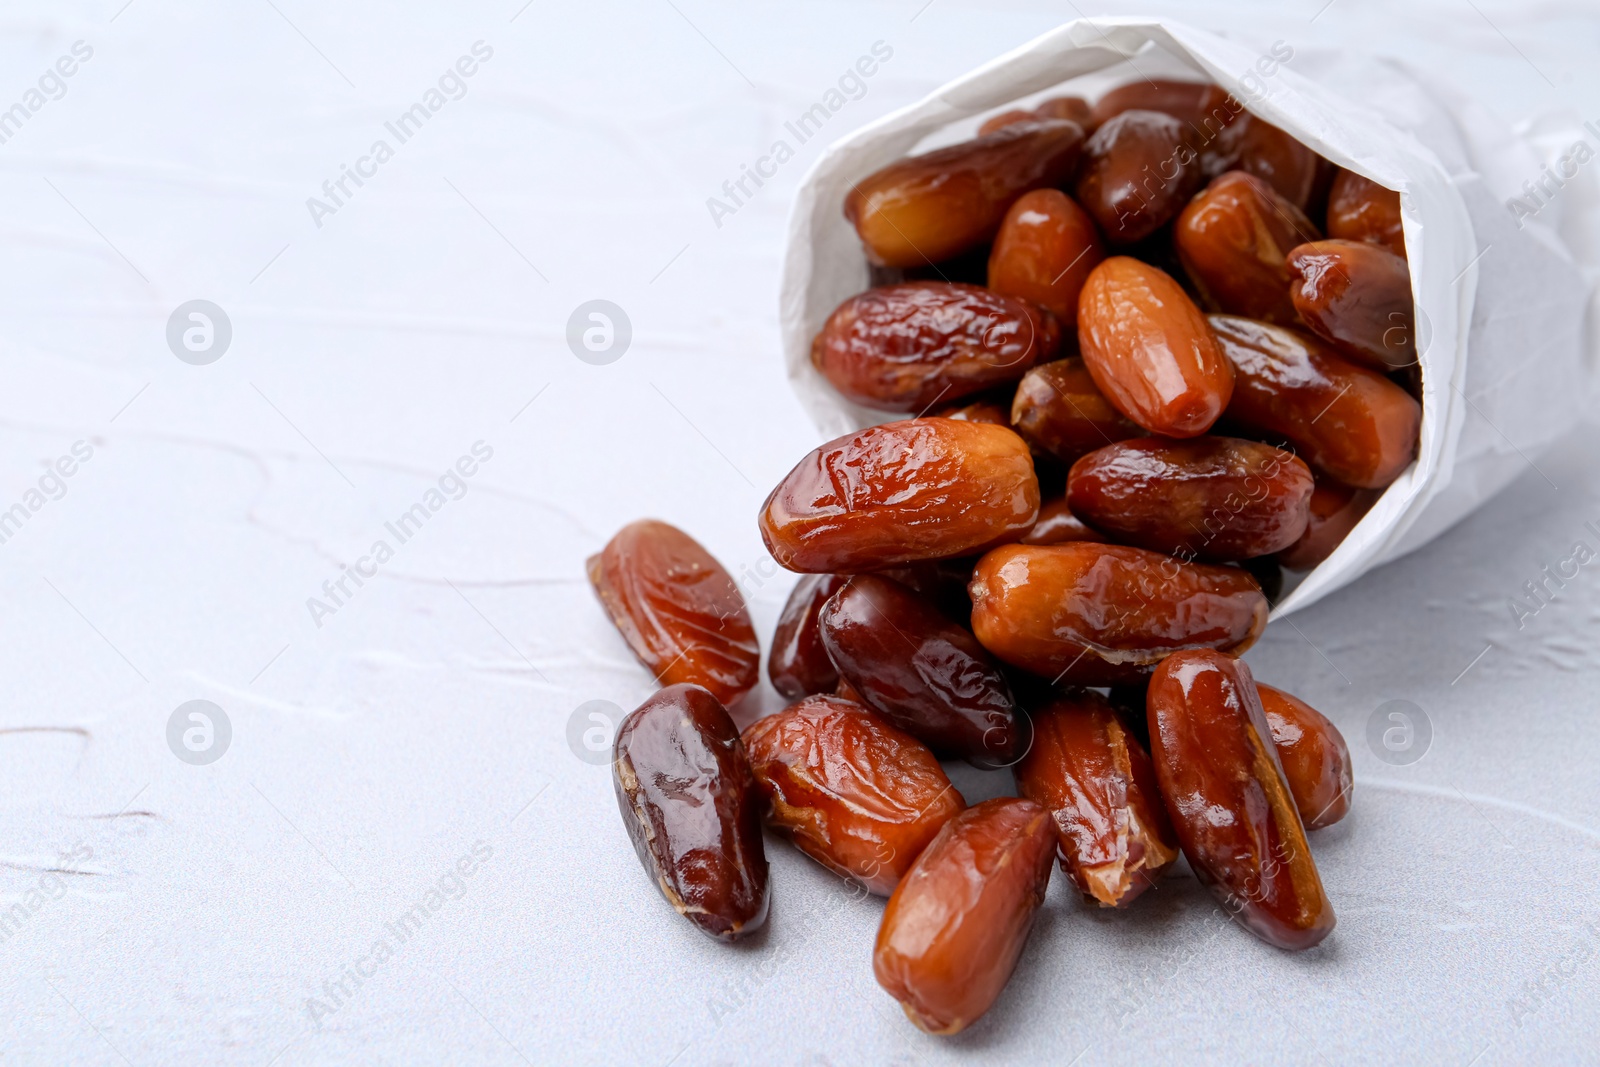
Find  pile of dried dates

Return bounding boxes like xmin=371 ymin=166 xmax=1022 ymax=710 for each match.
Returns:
xmin=591 ymin=79 xmax=1418 ymax=1035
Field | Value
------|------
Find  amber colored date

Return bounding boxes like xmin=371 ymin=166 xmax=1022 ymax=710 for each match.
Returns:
xmin=588 ymin=520 xmax=759 ymax=705
xmin=743 ymin=695 xmax=964 ymax=895
xmin=1066 ymin=436 xmax=1313 ymax=561
xmin=1014 ymin=689 xmax=1178 ymax=907
xmin=1287 ymin=239 xmax=1416 ymax=371
xmin=1175 ymin=171 xmax=1319 ymax=324
xmin=1326 ymin=168 xmax=1406 ymax=258
xmin=612 ymin=684 xmax=770 ymax=940
xmin=968 ymin=542 xmax=1268 ymax=685
xmin=768 ymin=574 xmax=848 ymax=699
xmin=873 ymin=797 xmax=1055 ymax=1034
xmin=759 ymin=418 xmax=1039 ymax=573
xmin=1147 ymin=651 xmax=1334 ymax=950
xmin=819 ymin=575 xmax=1021 ymax=764
xmin=979 ymin=97 xmax=1096 ymax=137
xmin=811 ymin=282 xmax=1060 ymax=413
xmin=987 ymin=189 xmax=1105 ymax=325
xmin=1209 ymin=315 xmax=1421 ymax=489
xmin=1078 ymin=257 xmax=1234 ymax=438
xmin=845 ymin=120 xmax=1086 ymax=268
xmin=1258 ymin=684 xmax=1353 ymax=830
xmin=1009 ymin=357 xmax=1141 ymax=464
xmin=1074 ymin=110 xmax=1204 ymax=245
xmin=1277 ymin=476 xmax=1380 ymax=571
xmin=1021 ymin=497 xmax=1103 ymax=546
xmin=1211 ymin=114 xmax=1321 ymax=209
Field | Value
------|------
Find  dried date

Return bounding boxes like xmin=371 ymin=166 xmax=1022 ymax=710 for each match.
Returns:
xmin=1258 ymin=683 xmax=1353 ymax=830
xmin=987 ymin=189 xmax=1105 ymax=325
xmin=1287 ymin=239 xmax=1416 ymax=371
xmin=1009 ymin=357 xmax=1142 ymax=464
xmin=1175 ymin=171 xmax=1319 ymax=324
xmin=768 ymin=574 xmax=848 ymax=698
xmin=1074 ymin=110 xmax=1204 ymax=244
xmin=1276 ymin=475 xmax=1380 ymax=571
xmin=1326 ymin=168 xmax=1406 ymax=257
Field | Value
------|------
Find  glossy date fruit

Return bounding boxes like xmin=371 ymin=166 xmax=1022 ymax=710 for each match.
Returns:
xmin=811 ymin=282 xmax=1061 ymax=412
xmin=1277 ymin=475 xmax=1380 ymax=571
xmin=743 ymin=695 xmax=964 ymax=895
xmin=1078 ymin=257 xmax=1234 ymax=437
xmin=768 ymin=574 xmax=849 ymax=698
xmin=1090 ymin=79 xmax=1239 ymax=137
xmin=1258 ymin=683 xmax=1353 ymax=830
xmin=873 ymin=797 xmax=1055 ymax=1034
xmin=1066 ymin=436 xmax=1314 ymax=561
xmin=968 ymin=542 xmax=1269 ymax=685
xmin=760 ymin=418 xmax=1040 ymax=573
xmin=1021 ymin=497 xmax=1103 ymax=545
xmin=588 ymin=520 xmax=759 ymax=704
xmin=845 ymin=120 xmax=1086 ymax=268
xmin=1287 ymin=239 xmax=1416 ymax=371
xmin=935 ymin=397 xmax=1012 ymax=425
xmin=612 ymin=684 xmax=770 ymax=940
xmin=1009 ymin=357 xmax=1142 ymax=464
xmin=1175 ymin=171 xmax=1320 ymax=324
xmin=1147 ymin=651 xmax=1335 ymax=950
xmin=1014 ymin=689 xmax=1179 ymax=907
xmin=987 ymin=189 xmax=1105 ymax=325
xmin=1074 ymin=110 xmax=1205 ymax=244
xmin=819 ymin=575 xmax=1022 ymax=764
xmin=1326 ymin=168 xmax=1406 ymax=257
xmin=1209 ymin=314 xmax=1421 ymax=489
xmin=979 ymin=97 xmax=1096 ymax=137
xmin=1211 ymin=113 xmax=1321 ymax=209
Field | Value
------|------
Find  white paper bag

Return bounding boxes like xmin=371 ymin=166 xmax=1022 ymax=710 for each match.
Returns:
xmin=778 ymin=17 xmax=1595 ymax=616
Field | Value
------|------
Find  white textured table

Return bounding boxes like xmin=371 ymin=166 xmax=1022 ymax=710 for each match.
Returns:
xmin=1 ymin=2 xmax=1597 ymax=1064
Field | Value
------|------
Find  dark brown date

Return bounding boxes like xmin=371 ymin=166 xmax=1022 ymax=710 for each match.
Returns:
xmin=1326 ymin=168 xmax=1406 ymax=257
xmin=1209 ymin=314 xmax=1421 ymax=489
xmin=845 ymin=120 xmax=1086 ymax=268
xmin=987 ymin=189 xmax=1105 ymax=325
xmin=759 ymin=418 xmax=1039 ymax=573
xmin=1147 ymin=651 xmax=1334 ymax=950
xmin=1009 ymin=357 xmax=1142 ymax=464
xmin=612 ymin=684 xmax=769 ymax=940
xmin=874 ymin=797 xmax=1055 ymax=1034
xmin=968 ymin=542 xmax=1268 ymax=685
xmin=768 ymin=574 xmax=848 ymax=698
xmin=811 ymin=282 xmax=1061 ymax=412
xmin=588 ymin=520 xmax=759 ymax=705
xmin=1211 ymin=113 xmax=1321 ymax=209
xmin=1021 ymin=497 xmax=1103 ymax=545
xmin=1276 ymin=476 xmax=1380 ymax=571
xmin=1078 ymin=257 xmax=1235 ymax=437
xmin=1074 ymin=110 xmax=1205 ymax=244
xmin=1014 ymin=689 xmax=1178 ymax=907
xmin=819 ymin=575 xmax=1021 ymax=765
xmin=1066 ymin=436 xmax=1314 ymax=561
xmin=1287 ymin=239 xmax=1416 ymax=371
xmin=1176 ymin=171 xmax=1319 ymax=324
xmin=743 ymin=695 xmax=964 ymax=895
xmin=1090 ymin=80 xmax=1240 ymax=140
xmin=1258 ymin=683 xmax=1353 ymax=830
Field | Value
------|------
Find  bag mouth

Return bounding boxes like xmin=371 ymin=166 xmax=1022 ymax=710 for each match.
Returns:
xmin=777 ymin=17 xmax=1478 ymax=619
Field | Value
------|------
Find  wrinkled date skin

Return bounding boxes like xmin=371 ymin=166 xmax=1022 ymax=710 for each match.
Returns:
xmin=759 ymin=418 xmax=1040 ymax=573
xmin=1258 ymin=684 xmax=1354 ymax=830
xmin=1211 ymin=114 xmax=1322 ymax=209
xmin=1014 ymin=689 xmax=1179 ymax=907
xmin=811 ymin=282 xmax=1060 ymax=412
xmin=1074 ymin=110 xmax=1205 ymax=245
xmin=1210 ymin=314 xmax=1421 ymax=489
xmin=588 ymin=520 xmax=759 ymax=704
xmin=819 ymin=575 xmax=1022 ymax=765
xmin=1175 ymin=171 xmax=1320 ymax=324
xmin=1326 ymin=168 xmax=1406 ymax=258
xmin=612 ymin=684 xmax=770 ymax=940
xmin=987 ymin=189 xmax=1106 ymax=326
xmin=1277 ymin=476 xmax=1380 ymax=571
xmin=873 ymin=798 xmax=1055 ymax=1035
xmin=1009 ymin=357 xmax=1142 ymax=464
xmin=1147 ymin=651 xmax=1335 ymax=950
xmin=1066 ymin=436 xmax=1314 ymax=561
xmin=768 ymin=574 xmax=849 ymax=699
xmin=1078 ymin=257 xmax=1235 ymax=437
xmin=845 ymin=120 xmax=1086 ymax=268
xmin=742 ymin=695 xmax=966 ymax=896
xmin=1287 ymin=239 xmax=1416 ymax=371
xmin=1022 ymin=497 xmax=1103 ymax=546
xmin=968 ymin=543 xmax=1268 ymax=685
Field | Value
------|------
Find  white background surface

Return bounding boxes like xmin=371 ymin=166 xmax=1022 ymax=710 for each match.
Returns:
xmin=1 ymin=1 xmax=1598 ymax=1064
